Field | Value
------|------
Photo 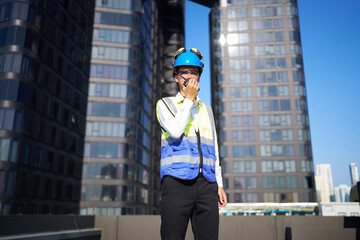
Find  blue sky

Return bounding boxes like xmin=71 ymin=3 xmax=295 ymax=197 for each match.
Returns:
xmin=185 ymin=0 xmax=360 ymax=187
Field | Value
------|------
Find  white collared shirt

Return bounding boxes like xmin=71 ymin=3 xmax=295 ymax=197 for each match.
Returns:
xmin=157 ymin=92 xmax=223 ymax=187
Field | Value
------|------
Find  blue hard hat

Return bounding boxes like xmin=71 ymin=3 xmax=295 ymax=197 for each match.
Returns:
xmin=173 ymin=48 xmax=204 ymax=69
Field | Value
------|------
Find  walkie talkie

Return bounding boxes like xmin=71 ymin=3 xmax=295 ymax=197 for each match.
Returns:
xmin=176 ymin=72 xmax=200 ymax=91
xmin=176 ymin=72 xmax=189 ymax=87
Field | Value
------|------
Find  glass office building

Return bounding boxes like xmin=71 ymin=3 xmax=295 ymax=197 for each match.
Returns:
xmin=209 ymin=0 xmax=316 ymax=203
xmin=80 ymin=0 xmax=185 ymax=215
xmin=0 ymin=0 xmax=94 ymax=214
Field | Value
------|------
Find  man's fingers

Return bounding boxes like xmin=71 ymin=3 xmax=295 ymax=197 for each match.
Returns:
xmin=218 ymin=188 xmax=227 ymax=208
xmin=188 ymin=78 xmax=198 ymax=87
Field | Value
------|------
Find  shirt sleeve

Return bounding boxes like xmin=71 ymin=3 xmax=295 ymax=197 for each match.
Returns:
xmin=157 ymin=98 xmax=194 ymax=139
xmin=214 ymin=125 xmax=224 ymax=188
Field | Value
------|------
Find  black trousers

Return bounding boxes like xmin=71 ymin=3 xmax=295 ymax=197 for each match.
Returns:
xmin=160 ymin=173 xmax=219 ymax=240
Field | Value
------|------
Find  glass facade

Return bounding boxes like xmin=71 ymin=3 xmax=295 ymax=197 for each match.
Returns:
xmin=210 ymin=0 xmax=316 ymax=203
xmin=80 ymin=0 xmax=185 ymax=215
xmin=0 ymin=0 xmax=95 ymax=214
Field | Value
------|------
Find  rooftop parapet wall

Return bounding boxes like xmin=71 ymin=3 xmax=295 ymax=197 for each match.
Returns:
xmin=0 ymin=215 xmax=358 ymax=240
xmin=95 ymin=215 xmax=357 ymax=240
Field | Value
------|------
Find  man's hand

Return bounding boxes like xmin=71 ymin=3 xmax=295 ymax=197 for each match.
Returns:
xmin=218 ymin=187 xmax=227 ymax=208
xmin=183 ymin=78 xmax=199 ymax=102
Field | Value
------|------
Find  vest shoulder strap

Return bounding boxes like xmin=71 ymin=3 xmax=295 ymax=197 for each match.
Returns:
xmin=159 ymin=97 xmax=178 ymax=132
xmin=204 ymin=103 xmax=215 ymax=132
xmin=161 ymin=98 xmax=175 ymax=117
xmin=162 ymin=97 xmax=178 ymax=115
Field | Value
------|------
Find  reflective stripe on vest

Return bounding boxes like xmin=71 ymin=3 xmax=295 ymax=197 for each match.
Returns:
xmin=156 ymin=97 xmax=217 ymax=182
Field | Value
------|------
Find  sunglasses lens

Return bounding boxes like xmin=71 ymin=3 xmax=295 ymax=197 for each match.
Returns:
xmin=179 ymin=70 xmax=199 ymax=77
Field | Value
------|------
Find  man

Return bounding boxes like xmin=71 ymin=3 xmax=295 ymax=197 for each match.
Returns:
xmin=156 ymin=48 xmax=227 ymax=240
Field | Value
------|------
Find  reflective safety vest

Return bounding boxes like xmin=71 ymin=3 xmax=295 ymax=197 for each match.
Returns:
xmin=156 ymin=97 xmax=217 ymax=182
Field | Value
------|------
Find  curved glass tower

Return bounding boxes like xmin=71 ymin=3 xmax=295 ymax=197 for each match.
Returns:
xmin=0 ymin=0 xmax=94 ymax=214
xmin=209 ymin=0 xmax=316 ymax=203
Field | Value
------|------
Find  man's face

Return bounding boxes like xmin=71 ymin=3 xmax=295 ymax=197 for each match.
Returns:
xmin=174 ymin=66 xmax=200 ymax=86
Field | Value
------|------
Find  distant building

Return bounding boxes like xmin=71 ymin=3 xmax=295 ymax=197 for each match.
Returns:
xmin=349 ymin=163 xmax=359 ymax=186
xmin=220 ymin=202 xmax=318 ymax=216
xmin=0 ymin=0 xmax=95 ymax=214
xmin=315 ymin=164 xmax=334 ymax=202
xmin=334 ymin=184 xmax=350 ymax=202
xmin=315 ymin=175 xmax=329 ymax=202
xmin=80 ymin=0 xmax=185 ymax=215
xmin=205 ymin=0 xmax=316 ymax=203
xmin=321 ymin=202 xmax=360 ymax=216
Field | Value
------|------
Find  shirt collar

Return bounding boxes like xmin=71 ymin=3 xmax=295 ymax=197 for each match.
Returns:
xmin=176 ymin=92 xmax=200 ymax=105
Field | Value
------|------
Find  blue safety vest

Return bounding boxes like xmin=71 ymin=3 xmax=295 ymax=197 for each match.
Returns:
xmin=156 ymin=97 xmax=217 ymax=182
